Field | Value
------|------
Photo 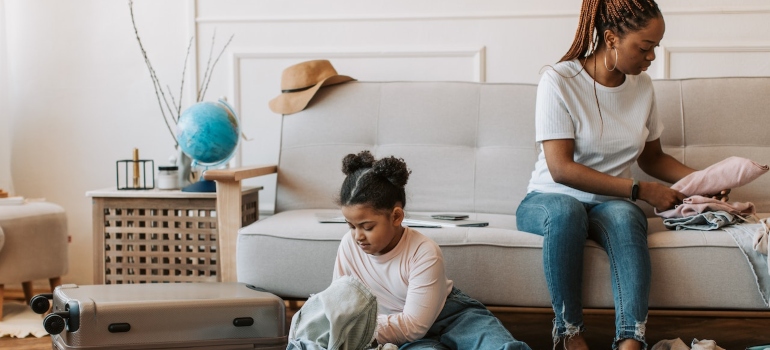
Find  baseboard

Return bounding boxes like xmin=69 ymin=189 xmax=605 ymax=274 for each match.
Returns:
xmin=485 ymin=305 xmax=770 ymax=318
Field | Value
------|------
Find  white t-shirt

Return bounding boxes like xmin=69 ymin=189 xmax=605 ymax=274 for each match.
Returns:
xmin=333 ymin=227 xmax=453 ymax=345
xmin=526 ymin=59 xmax=664 ymax=204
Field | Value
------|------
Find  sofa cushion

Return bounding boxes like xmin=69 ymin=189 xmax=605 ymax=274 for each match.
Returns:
xmin=237 ymin=210 xmax=768 ymax=310
xmin=274 ymin=82 xmax=538 ymax=216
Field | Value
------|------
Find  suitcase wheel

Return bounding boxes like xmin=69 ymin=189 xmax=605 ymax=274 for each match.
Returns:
xmin=30 ymin=294 xmax=53 ymax=314
xmin=44 ymin=313 xmax=66 ymax=335
xmin=42 ymin=303 xmax=80 ymax=335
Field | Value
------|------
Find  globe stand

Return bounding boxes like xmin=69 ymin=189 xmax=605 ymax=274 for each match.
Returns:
xmin=181 ymin=178 xmax=217 ymax=192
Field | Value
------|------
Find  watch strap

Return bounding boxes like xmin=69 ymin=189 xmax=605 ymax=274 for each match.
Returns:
xmin=630 ymin=178 xmax=640 ymax=202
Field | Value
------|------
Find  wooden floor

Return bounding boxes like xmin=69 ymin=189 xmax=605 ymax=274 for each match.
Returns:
xmin=2 ymin=298 xmax=769 ymax=349
xmin=495 ymin=309 xmax=770 ymax=349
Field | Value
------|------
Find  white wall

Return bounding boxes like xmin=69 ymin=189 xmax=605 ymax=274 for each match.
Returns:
xmin=191 ymin=0 xmax=770 ymax=214
xmin=0 ymin=1 xmax=12 ymax=193
xmin=2 ymin=0 xmax=770 ymax=285
xmin=3 ymin=0 xmax=189 ymax=285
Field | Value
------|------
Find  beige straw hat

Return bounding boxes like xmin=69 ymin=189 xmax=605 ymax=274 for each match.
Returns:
xmin=268 ymin=60 xmax=355 ymax=115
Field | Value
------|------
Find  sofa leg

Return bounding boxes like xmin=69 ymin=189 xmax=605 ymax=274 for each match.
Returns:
xmin=22 ymin=281 xmax=33 ymax=305
xmin=0 ymin=284 xmax=4 ymax=321
xmin=50 ymin=277 xmax=62 ymax=291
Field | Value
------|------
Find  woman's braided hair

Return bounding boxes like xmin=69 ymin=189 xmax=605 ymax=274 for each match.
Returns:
xmin=560 ymin=0 xmax=661 ymax=62
xmin=338 ymin=150 xmax=411 ymax=212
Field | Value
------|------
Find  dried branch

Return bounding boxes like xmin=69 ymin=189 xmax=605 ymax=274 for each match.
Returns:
xmin=199 ymin=34 xmax=234 ymax=102
xmin=166 ymin=84 xmax=179 ymax=116
xmin=177 ymin=36 xmax=194 ymax=120
xmin=197 ymin=29 xmax=218 ymax=102
xmin=129 ymin=0 xmax=234 ymax=146
xmin=128 ymin=0 xmax=178 ymax=148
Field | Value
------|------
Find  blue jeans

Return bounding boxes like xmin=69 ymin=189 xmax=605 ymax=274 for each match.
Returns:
xmin=399 ymin=288 xmax=531 ymax=350
xmin=516 ymin=192 xmax=650 ymax=350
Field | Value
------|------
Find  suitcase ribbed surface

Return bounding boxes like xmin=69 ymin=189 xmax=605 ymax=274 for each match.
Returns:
xmin=51 ymin=283 xmax=286 ymax=349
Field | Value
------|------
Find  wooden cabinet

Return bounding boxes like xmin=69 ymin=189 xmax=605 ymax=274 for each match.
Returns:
xmin=87 ymin=187 xmax=260 ymax=284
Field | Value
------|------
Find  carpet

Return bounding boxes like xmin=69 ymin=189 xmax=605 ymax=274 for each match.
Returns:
xmin=0 ymin=301 xmax=47 ymax=338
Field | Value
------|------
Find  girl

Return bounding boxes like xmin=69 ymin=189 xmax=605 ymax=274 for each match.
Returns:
xmin=334 ymin=150 xmax=531 ymax=350
xmin=516 ymin=1 xmax=724 ymax=349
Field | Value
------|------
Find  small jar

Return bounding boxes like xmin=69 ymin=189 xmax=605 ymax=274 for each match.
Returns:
xmin=157 ymin=166 xmax=179 ymax=190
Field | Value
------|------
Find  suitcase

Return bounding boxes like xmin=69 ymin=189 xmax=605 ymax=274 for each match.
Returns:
xmin=30 ymin=282 xmax=287 ymax=350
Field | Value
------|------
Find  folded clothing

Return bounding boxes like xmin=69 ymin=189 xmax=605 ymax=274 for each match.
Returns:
xmin=657 ymin=195 xmax=755 ymax=219
xmin=662 ymin=211 xmax=745 ymax=231
xmin=754 ymin=218 xmax=770 ymax=256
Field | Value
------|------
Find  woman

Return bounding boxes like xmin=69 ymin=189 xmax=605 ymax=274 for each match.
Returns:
xmin=515 ymin=1 xmax=720 ymax=349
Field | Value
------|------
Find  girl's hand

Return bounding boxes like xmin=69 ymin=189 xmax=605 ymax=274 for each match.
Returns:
xmin=639 ymin=181 xmax=686 ymax=211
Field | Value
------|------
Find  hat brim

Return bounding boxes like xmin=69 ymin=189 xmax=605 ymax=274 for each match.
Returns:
xmin=269 ymin=75 xmax=355 ymax=115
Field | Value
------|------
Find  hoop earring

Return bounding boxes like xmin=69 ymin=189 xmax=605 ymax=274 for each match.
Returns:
xmin=604 ymin=46 xmax=618 ymax=72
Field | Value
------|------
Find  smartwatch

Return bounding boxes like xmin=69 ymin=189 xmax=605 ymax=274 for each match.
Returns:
xmin=630 ymin=178 xmax=640 ymax=202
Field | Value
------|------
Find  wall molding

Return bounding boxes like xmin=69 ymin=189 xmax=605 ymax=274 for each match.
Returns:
xmin=195 ymin=7 xmax=770 ymax=24
xmin=227 ymin=47 xmax=485 ymax=167
xmin=228 ymin=46 xmax=487 ymax=112
xmin=660 ymin=45 xmax=770 ymax=78
xmin=228 ymin=46 xmax=487 ymax=111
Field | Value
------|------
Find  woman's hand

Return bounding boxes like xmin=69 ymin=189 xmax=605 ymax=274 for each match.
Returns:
xmin=708 ymin=189 xmax=731 ymax=202
xmin=638 ymin=181 xmax=686 ymax=211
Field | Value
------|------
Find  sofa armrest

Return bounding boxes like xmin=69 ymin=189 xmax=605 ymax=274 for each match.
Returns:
xmin=203 ymin=165 xmax=278 ymax=182
xmin=203 ymin=165 xmax=278 ymax=282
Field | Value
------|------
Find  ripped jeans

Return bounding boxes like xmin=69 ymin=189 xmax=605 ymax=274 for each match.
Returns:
xmin=516 ymin=192 xmax=650 ymax=350
xmin=400 ymin=288 xmax=531 ymax=350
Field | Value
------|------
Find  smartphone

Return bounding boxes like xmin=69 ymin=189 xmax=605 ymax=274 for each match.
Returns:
xmin=430 ymin=213 xmax=470 ymax=220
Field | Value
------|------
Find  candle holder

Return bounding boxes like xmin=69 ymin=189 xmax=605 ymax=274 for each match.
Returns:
xmin=116 ymin=159 xmax=155 ymax=190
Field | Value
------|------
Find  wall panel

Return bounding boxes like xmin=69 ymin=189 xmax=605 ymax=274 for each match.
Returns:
xmin=666 ymin=47 xmax=770 ymax=79
xmin=190 ymin=1 xmax=770 ymax=213
xmin=231 ymin=48 xmax=485 ymax=210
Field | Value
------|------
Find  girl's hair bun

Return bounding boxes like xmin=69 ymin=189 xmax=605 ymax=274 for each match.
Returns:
xmin=341 ymin=150 xmax=375 ymax=175
xmin=372 ymin=156 xmax=410 ymax=188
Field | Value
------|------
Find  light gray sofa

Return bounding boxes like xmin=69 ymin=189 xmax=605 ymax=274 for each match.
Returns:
xmin=208 ymin=78 xmax=770 ymax=314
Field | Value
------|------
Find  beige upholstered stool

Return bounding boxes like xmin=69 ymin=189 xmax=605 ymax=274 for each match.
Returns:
xmin=0 ymin=201 xmax=69 ymax=320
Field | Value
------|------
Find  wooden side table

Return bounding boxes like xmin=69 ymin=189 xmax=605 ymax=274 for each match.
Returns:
xmin=87 ymin=187 xmax=261 ymax=284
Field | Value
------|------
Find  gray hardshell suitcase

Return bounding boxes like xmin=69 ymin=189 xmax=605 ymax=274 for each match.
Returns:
xmin=30 ymin=282 xmax=287 ymax=350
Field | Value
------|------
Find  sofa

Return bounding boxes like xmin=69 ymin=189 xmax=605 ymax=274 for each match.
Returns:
xmin=206 ymin=77 xmax=770 ymax=315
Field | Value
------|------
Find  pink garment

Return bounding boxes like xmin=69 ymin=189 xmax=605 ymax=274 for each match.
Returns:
xmin=655 ymin=156 xmax=767 ymax=218
xmin=333 ymin=227 xmax=453 ymax=345
xmin=672 ymin=156 xmax=768 ymax=197
xmin=657 ymin=195 xmax=755 ymax=219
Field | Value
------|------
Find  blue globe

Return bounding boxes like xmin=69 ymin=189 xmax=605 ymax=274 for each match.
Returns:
xmin=176 ymin=99 xmax=240 ymax=169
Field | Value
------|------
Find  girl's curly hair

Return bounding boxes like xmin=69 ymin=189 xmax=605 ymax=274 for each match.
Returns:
xmin=338 ymin=150 xmax=411 ymax=211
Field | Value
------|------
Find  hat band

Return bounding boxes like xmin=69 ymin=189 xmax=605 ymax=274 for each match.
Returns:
xmin=281 ymin=85 xmax=315 ymax=93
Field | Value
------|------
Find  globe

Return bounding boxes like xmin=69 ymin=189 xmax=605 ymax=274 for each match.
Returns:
xmin=175 ymin=98 xmax=240 ymax=191
xmin=176 ymin=98 xmax=240 ymax=167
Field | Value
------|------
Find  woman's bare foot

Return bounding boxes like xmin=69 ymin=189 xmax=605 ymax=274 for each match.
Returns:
xmin=563 ymin=334 xmax=589 ymax=350
xmin=617 ymin=338 xmax=642 ymax=350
